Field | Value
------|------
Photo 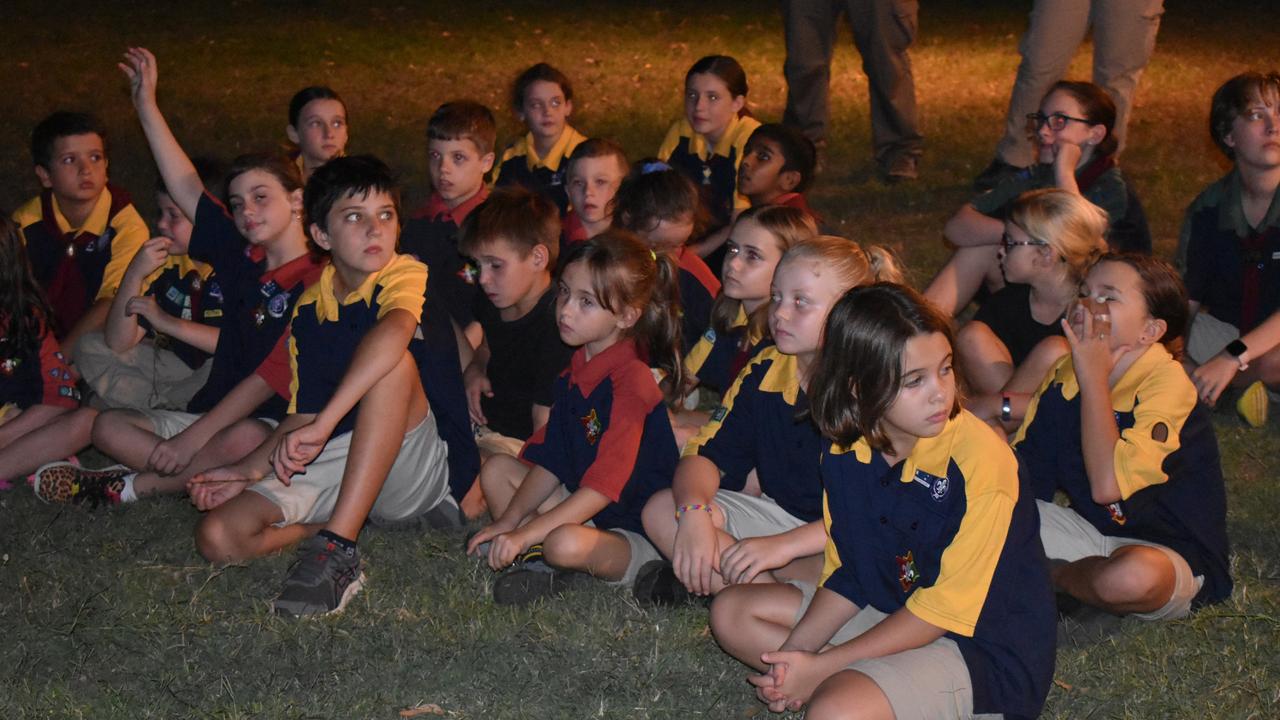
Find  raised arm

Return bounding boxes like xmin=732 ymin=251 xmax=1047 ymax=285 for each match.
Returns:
xmin=119 ymin=47 xmax=204 ymax=219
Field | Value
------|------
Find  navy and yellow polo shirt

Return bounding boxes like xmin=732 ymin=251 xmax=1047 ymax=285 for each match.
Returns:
xmin=494 ymin=125 xmax=587 ymax=214
xmin=521 ymin=339 xmax=678 ymax=535
xmin=683 ymin=305 xmax=767 ymax=394
xmin=675 ymin=248 xmax=720 ymax=355
xmin=0 ymin=315 xmax=80 ymax=409
xmin=284 ymin=254 xmax=427 ymax=437
xmin=13 ymin=185 xmax=149 ymax=335
xmin=821 ymin=410 xmax=1055 ymax=720
xmin=1179 ymin=169 xmax=1280 ymax=333
xmin=185 ymin=191 xmax=323 ymax=419
xmin=657 ymin=115 xmax=761 ymax=230
xmin=1012 ymin=345 xmax=1232 ymax=606
xmin=138 ymin=254 xmax=222 ymax=368
xmin=685 ymin=346 xmax=822 ymax=522
xmin=400 ymin=188 xmax=488 ymax=329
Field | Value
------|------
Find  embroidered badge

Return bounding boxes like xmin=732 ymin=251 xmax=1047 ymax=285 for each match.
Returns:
xmin=551 ymin=169 xmax=564 ymax=186
xmin=1106 ymin=501 xmax=1127 ymax=526
xmin=61 ymin=369 xmax=73 ymax=381
xmin=253 ymin=307 xmax=266 ymax=327
xmin=49 ymin=367 xmax=60 ymax=378
xmin=581 ymin=408 xmax=602 ymax=445
xmin=702 ymin=327 xmax=717 ymax=342
xmin=896 ymin=550 xmax=919 ymax=593
xmin=207 ymin=281 xmax=223 ymax=302
xmin=458 ymin=261 xmax=479 ymax=285
xmin=54 ymin=352 xmax=65 ymax=362
xmin=701 ymin=163 xmax=712 ymax=185
xmin=191 ymin=276 xmax=202 ymax=291
xmin=1 ymin=358 xmax=19 ymax=376
xmin=267 ymin=292 xmax=289 ymax=319
xmin=930 ymin=476 xmax=949 ymax=502
xmin=711 ymin=406 xmax=728 ymax=422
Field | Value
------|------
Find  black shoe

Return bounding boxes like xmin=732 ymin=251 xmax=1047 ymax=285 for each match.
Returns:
xmin=273 ymin=535 xmax=366 ymax=617
xmin=492 ymin=547 xmax=587 ymax=606
xmin=972 ymin=157 xmax=1026 ymax=192
xmin=880 ymin=154 xmax=919 ymax=184
xmin=632 ymin=560 xmax=695 ymax=607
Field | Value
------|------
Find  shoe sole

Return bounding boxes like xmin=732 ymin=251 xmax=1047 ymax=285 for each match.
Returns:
xmin=32 ymin=462 xmax=128 ymax=504
xmin=273 ymin=571 xmax=367 ymax=618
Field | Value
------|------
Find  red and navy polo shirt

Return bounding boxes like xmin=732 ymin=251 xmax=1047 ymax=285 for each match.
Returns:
xmin=495 ymin=125 xmax=587 ymax=215
xmin=520 ymin=339 xmax=678 ymax=535
xmin=0 ymin=314 xmax=80 ymax=409
xmin=185 ymin=191 xmax=323 ymax=419
xmin=821 ymin=410 xmax=1055 ymax=720
xmin=400 ymin=188 xmax=488 ymax=329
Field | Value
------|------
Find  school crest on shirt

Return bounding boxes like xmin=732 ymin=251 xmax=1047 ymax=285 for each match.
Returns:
xmin=710 ymin=405 xmax=727 ymax=422
xmin=267 ymin=292 xmax=290 ymax=319
xmin=702 ymin=328 xmax=717 ymax=343
xmin=580 ymin=408 xmax=602 ymax=445
xmin=1106 ymin=501 xmax=1127 ymax=526
xmin=458 ymin=261 xmax=479 ymax=285
xmin=911 ymin=468 xmax=949 ymax=502
xmin=0 ymin=357 xmax=19 ymax=376
xmin=206 ymin=281 xmax=223 ymax=302
xmin=896 ymin=550 xmax=919 ymax=593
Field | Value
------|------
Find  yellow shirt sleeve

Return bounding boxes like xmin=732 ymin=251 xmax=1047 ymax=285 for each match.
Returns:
xmin=656 ymin=120 xmax=683 ymax=162
xmin=373 ymin=256 xmax=428 ymax=323
xmin=1113 ymin=363 xmax=1196 ymax=499
xmin=97 ymin=204 xmax=150 ymax=302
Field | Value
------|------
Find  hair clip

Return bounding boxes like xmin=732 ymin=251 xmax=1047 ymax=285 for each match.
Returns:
xmin=649 ymin=249 xmax=658 ymax=261
xmin=641 ymin=161 xmax=671 ymax=175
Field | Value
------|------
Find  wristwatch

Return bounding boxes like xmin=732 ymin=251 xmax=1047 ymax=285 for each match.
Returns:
xmin=1225 ymin=339 xmax=1250 ymax=371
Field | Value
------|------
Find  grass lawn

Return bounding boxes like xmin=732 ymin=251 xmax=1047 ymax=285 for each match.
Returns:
xmin=2 ymin=1 xmax=1279 ymax=717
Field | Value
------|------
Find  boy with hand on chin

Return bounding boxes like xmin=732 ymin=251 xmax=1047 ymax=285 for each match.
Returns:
xmin=190 ymin=155 xmax=455 ymax=617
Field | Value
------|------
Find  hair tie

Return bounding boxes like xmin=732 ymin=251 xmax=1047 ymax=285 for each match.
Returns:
xmin=641 ymin=161 xmax=671 ymax=175
xmin=649 ymin=249 xmax=657 ymax=261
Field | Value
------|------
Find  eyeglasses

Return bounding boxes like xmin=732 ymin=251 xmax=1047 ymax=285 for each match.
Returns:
xmin=1001 ymin=232 xmax=1050 ymax=251
xmin=1026 ymin=112 xmax=1092 ymax=131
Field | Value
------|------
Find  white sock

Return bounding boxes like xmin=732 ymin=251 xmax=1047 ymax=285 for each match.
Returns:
xmin=119 ymin=473 xmax=138 ymax=503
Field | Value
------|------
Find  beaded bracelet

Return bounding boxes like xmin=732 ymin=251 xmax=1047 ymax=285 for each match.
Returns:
xmin=675 ymin=503 xmax=714 ymax=521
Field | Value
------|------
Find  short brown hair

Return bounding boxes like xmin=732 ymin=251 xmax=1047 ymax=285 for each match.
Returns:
xmin=1095 ymin=253 xmax=1189 ymax=357
xmin=1209 ymin=71 xmax=1280 ymax=160
xmin=459 ymin=186 xmax=561 ymax=266
xmin=567 ymin=138 xmax=629 ymax=180
xmin=427 ymin=101 xmax=497 ymax=156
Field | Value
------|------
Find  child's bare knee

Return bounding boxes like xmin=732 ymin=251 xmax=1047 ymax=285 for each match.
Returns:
xmin=542 ymin=524 xmax=593 ymax=566
xmin=1097 ymin=547 xmax=1173 ymax=606
xmin=479 ymin=454 xmax=522 ymax=492
xmin=709 ymin=585 xmax=752 ymax=637
xmin=194 ymin=513 xmax=238 ymax=563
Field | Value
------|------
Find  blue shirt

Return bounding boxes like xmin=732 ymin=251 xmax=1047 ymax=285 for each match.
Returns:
xmin=821 ymin=411 xmax=1056 ymax=719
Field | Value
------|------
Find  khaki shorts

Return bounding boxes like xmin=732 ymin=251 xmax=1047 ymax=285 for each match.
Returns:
xmin=714 ymin=490 xmax=808 ymax=539
xmin=1185 ymin=312 xmax=1239 ymax=366
xmin=547 ymin=485 xmax=661 ymax=586
xmin=791 ymin=582 xmax=997 ymax=720
xmin=75 ymin=331 xmax=211 ymax=411
xmin=136 ymin=408 xmax=277 ymax=441
xmin=249 ymin=411 xmax=450 ymax=527
xmin=1037 ymin=500 xmax=1202 ymax=621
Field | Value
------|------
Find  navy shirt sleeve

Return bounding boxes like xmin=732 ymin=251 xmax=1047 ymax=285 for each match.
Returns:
xmin=188 ymin=192 xmax=244 ymax=276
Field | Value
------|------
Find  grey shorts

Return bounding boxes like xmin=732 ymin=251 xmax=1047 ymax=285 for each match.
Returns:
xmin=1186 ymin=311 xmax=1239 ymax=366
xmin=791 ymin=582 xmax=998 ymax=720
xmin=714 ymin=489 xmax=807 ymax=539
xmin=1037 ymin=499 xmax=1202 ymax=621
xmin=548 ymin=485 xmax=661 ymax=586
xmin=249 ymin=411 xmax=450 ymax=527
xmin=136 ymin=409 xmax=278 ymax=441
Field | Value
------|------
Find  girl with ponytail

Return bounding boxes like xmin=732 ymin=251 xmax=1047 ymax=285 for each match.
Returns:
xmin=466 ymin=229 xmax=682 ymax=605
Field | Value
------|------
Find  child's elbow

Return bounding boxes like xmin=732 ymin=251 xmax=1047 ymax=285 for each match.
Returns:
xmin=1090 ymin=484 xmax=1122 ymax=506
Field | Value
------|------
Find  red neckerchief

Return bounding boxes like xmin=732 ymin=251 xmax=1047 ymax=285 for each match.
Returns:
xmin=1074 ymin=153 xmax=1116 ymax=194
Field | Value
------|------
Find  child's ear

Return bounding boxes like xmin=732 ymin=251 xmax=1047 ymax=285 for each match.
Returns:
xmin=310 ymin=222 xmax=330 ymax=251
xmin=778 ymin=169 xmax=802 ymax=193
xmin=1140 ymin=317 xmax=1167 ymax=347
xmin=286 ymin=125 xmax=301 ymax=145
xmin=531 ymin=243 xmax=550 ymax=270
xmin=730 ymin=95 xmax=746 ymax=116
xmin=1222 ymin=130 xmax=1236 ymax=150
xmin=34 ymin=164 xmax=52 ymax=189
xmin=563 ymin=99 xmax=574 ymax=119
xmin=1087 ymin=123 xmax=1107 ymax=148
xmin=289 ymin=188 xmax=304 ymax=215
xmin=481 ymin=152 xmax=496 ymax=174
xmin=616 ymin=304 xmax=642 ymax=331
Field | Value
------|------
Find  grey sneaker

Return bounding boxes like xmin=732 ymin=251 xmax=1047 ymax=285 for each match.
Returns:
xmin=273 ymin=535 xmax=366 ymax=617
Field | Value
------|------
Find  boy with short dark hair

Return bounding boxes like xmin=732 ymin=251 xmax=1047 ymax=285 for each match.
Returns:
xmin=400 ymin=100 xmax=496 ymax=338
xmin=459 ymin=187 xmax=573 ymax=465
xmin=189 ymin=155 xmax=457 ymax=617
xmin=1179 ymin=70 xmax=1280 ymax=427
xmin=562 ymin=138 xmax=629 ymax=249
xmin=13 ymin=111 xmax=149 ymax=353
xmin=736 ymin=124 xmax=818 ymax=215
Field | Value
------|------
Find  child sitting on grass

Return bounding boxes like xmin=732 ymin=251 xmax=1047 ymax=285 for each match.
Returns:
xmin=494 ymin=63 xmax=586 ymax=215
xmin=640 ymin=236 xmax=901 ymax=606
xmin=189 ymin=155 xmax=457 ymax=617
xmin=466 ymin=230 xmax=682 ymax=605
xmin=958 ymin=187 xmax=1106 ymax=431
xmin=1014 ymin=254 xmax=1232 ymax=620
xmin=1179 ymin=70 xmax=1280 ymax=427
xmin=0 ymin=216 xmax=80 ymax=489
xmin=401 ymin=101 xmax=496 ymax=342
xmin=713 ymin=283 xmax=1055 ymax=719
xmin=561 ymin=138 xmax=628 ymax=250
xmin=658 ymin=55 xmax=761 ymax=269
xmin=285 ymin=86 xmax=348 ymax=182
xmin=12 ymin=111 xmax=149 ymax=356
xmin=614 ymin=163 xmax=718 ymax=355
